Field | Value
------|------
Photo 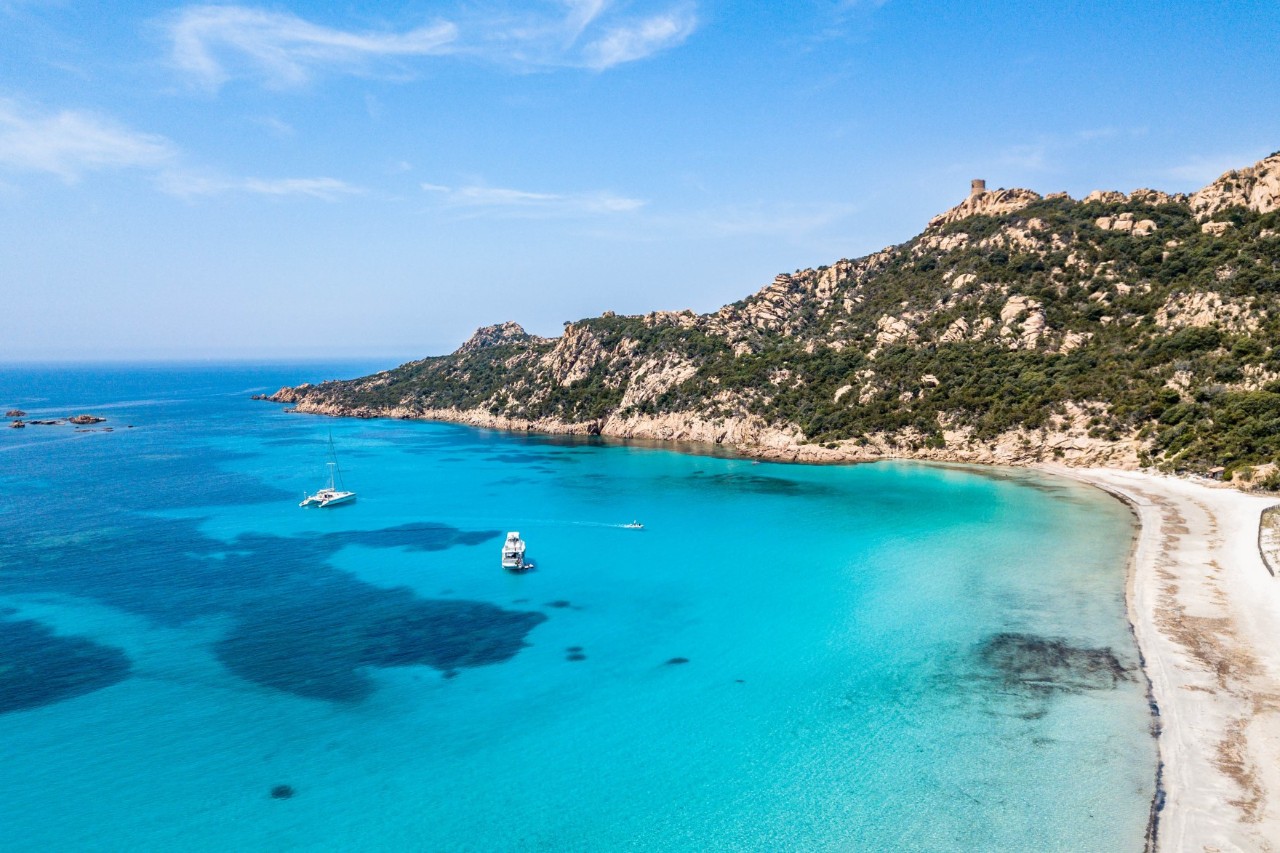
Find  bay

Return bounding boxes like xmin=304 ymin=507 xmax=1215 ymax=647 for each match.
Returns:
xmin=0 ymin=363 xmax=1154 ymax=851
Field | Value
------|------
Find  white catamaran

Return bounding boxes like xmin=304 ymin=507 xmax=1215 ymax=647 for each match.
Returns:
xmin=300 ymin=436 xmax=356 ymax=508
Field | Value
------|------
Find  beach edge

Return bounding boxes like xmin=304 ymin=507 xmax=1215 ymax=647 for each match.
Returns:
xmin=1045 ymin=466 xmax=1280 ymax=852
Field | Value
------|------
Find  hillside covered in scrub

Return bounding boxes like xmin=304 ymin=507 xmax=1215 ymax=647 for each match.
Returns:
xmin=267 ymin=153 xmax=1280 ymax=487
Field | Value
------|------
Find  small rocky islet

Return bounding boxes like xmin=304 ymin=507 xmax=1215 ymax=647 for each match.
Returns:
xmin=6 ymin=413 xmax=112 ymax=430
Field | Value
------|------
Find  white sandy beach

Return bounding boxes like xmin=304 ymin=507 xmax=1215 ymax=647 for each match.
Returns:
xmin=1053 ymin=468 xmax=1280 ymax=852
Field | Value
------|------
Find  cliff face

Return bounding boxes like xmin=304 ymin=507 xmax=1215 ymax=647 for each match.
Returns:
xmin=268 ymin=153 xmax=1280 ymax=486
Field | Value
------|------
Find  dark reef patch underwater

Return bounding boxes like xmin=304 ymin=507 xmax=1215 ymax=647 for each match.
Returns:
xmin=1 ymin=514 xmax=543 ymax=703
xmin=215 ymin=592 xmax=546 ymax=702
xmin=681 ymin=471 xmax=835 ymax=497
xmin=978 ymin=632 xmax=1132 ymax=695
xmin=0 ymin=412 xmax=544 ymax=705
xmin=0 ymin=619 xmax=131 ymax=714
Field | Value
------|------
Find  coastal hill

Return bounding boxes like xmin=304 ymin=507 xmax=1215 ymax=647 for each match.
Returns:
xmin=268 ymin=153 xmax=1280 ymax=487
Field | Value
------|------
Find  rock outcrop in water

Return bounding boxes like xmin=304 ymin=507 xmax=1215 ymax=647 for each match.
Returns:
xmin=265 ymin=153 xmax=1280 ymax=485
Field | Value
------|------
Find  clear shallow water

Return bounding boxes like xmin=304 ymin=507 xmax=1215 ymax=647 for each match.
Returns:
xmin=0 ymin=363 xmax=1154 ymax=851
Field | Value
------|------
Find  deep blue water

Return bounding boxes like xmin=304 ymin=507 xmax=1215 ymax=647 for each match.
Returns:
xmin=0 ymin=363 xmax=1154 ymax=850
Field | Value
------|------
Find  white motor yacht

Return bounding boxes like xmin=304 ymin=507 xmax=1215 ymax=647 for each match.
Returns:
xmin=501 ymin=532 xmax=527 ymax=571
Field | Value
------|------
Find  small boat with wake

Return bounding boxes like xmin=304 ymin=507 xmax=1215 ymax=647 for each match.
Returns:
xmin=622 ymin=520 xmax=644 ymax=530
xmin=502 ymin=532 xmax=530 ymax=572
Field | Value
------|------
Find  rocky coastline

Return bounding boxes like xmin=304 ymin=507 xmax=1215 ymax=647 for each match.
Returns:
xmin=265 ymin=388 xmax=1146 ymax=468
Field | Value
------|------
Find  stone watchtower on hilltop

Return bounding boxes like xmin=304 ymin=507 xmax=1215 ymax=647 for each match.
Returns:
xmin=970 ymin=179 xmax=986 ymax=198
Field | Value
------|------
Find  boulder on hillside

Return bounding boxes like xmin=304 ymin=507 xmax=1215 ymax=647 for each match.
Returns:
xmin=1190 ymin=152 xmax=1280 ymax=219
xmin=457 ymin=321 xmax=540 ymax=354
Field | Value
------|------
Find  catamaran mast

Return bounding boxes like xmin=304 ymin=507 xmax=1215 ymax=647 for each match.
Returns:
xmin=326 ymin=430 xmax=344 ymax=491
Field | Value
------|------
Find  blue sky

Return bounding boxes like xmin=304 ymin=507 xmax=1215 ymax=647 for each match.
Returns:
xmin=2 ymin=0 xmax=1278 ymax=361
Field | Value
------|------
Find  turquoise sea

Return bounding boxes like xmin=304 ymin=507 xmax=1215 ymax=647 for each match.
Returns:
xmin=0 ymin=363 xmax=1155 ymax=851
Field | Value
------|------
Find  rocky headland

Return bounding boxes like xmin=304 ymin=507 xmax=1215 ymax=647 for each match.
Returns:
xmin=265 ymin=152 xmax=1280 ymax=491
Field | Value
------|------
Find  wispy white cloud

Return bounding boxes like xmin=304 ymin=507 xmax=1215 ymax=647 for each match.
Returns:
xmin=808 ymin=0 xmax=889 ymax=44
xmin=0 ymin=0 xmax=71 ymax=16
xmin=253 ymin=115 xmax=295 ymax=137
xmin=0 ymin=99 xmax=360 ymax=200
xmin=579 ymin=10 xmax=696 ymax=70
xmin=161 ymin=2 xmax=698 ymax=90
xmin=161 ymin=171 xmax=364 ymax=199
xmin=0 ymin=99 xmax=175 ymax=181
xmin=422 ymin=180 xmax=644 ymax=215
xmin=166 ymin=5 xmax=457 ymax=90
xmin=463 ymin=1 xmax=698 ymax=70
xmin=242 ymin=176 xmax=360 ymax=198
xmin=1074 ymin=127 xmax=1120 ymax=142
xmin=561 ymin=0 xmax=610 ymax=42
xmin=834 ymin=0 xmax=890 ymax=11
